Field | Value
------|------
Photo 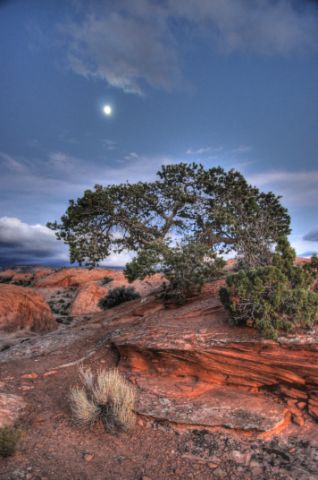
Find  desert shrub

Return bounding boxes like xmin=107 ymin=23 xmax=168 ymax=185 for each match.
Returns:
xmin=99 ymin=286 xmax=140 ymax=309
xmin=125 ymin=241 xmax=225 ymax=305
xmin=101 ymin=276 xmax=113 ymax=285
xmin=0 ymin=426 xmax=21 ymax=457
xmin=220 ymin=238 xmax=318 ymax=339
xmin=0 ymin=276 xmax=12 ymax=284
xmin=12 ymin=279 xmax=33 ymax=287
xmin=69 ymin=367 xmax=135 ymax=433
xmin=161 ymin=243 xmax=225 ymax=304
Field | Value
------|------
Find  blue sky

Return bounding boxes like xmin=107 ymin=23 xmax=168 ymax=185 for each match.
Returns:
xmin=0 ymin=0 xmax=318 ymax=266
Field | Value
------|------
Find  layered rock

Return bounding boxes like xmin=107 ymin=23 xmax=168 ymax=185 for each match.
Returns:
xmin=104 ymin=288 xmax=318 ymax=431
xmin=70 ymin=273 xmax=164 ymax=315
xmin=71 ymin=282 xmax=109 ymax=315
xmin=0 ymin=284 xmax=57 ymax=333
xmin=34 ymin=267 xmax=124 ymax=288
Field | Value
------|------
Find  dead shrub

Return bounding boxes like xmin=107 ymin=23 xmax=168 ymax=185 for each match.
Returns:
xmin=69 ymin=367 xmax=135 ymax=433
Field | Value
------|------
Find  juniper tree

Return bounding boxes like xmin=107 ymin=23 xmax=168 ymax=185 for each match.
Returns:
xmin=48 ymin=163 xmax=290 ymax=299
xmin=220 ymin=238 xmax=318 ymax=338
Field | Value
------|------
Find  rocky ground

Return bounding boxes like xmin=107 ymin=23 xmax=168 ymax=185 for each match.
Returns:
xmin=0 ymin=266 xmax=317 ymax=479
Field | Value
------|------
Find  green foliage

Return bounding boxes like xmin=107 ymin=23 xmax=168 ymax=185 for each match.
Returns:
xmin=0 ymin=426 xmax=21 ymax=458
xmin=124 ymin=241 xmax=225 ymax=304
xmin=99 ymin=286 xmax=140 ymax=309
xmin=48 ymin=163 xmax=290 ymax=302
xmin=100 ymin=276 xmax=113 ymax=285
xmin=0 ymin=276 xmax=12 ymax=284
xmin=162 ymin=243 xmax=225 ymax=303
xmin=48 ymin=163 xmax=290 ymax=269
xmin=220 ymin=239 xmax=318 ymax=339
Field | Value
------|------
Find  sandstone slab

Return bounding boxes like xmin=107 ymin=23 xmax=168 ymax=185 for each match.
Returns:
xmin=106 ymin=286 xmax=318 ymax=427
xmin=136 ymin=386 xmax=287 ymax=433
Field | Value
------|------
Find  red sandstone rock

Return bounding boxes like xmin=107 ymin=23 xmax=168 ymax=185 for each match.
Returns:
xmin=135 ymin=379 xmax=288 ymax=433
xmin=34 ymin=267 xmax=124 ymax=288
xmin=10 ymin=272 xmax=33 ymax=284
xmin=0 ymin=284 xmax=57 ymax=332
xmin=71 ymin=282 xmax=108 ymax=315
xmin=70 ymin=273 xmax=164 ymax=315
xmin=0 ymin=269 xmax=15 ymax=281
xmin=33 ymin=267 xmax=54 ymax=279
xmin=100 ymin=286 xmax=318 ymax=427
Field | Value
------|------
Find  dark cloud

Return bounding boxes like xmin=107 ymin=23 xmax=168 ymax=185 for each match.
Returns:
xmin=60 ymin=2 xmax=180 ymax=95
xmin=60 ymin=0 xmax=318 ymax=94
xmin=0 ymin=217 xmax=68 ymax=267
xmin=303 ymin=230 xmax=318 ymax=242
xmin=299 ymin=251 xmax=318 ymax=257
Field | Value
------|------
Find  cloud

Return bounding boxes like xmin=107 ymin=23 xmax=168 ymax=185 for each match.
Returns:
xmin=304 ymin=229 xmax=318 ymax=242
xmin=186 ymin=147 xmax=211 ymax=155
xmin=168 ymin=0 xmax=318 ymax=56
xmin=58 ymin=0 xmax=318 ymax=94
xmin=0 ymin=152 xmax=27 ymax=173
xmin=247 ymin=170 xmax=318 ymax=207
xmin=289 ymin=233 xmax=318 ymax=257
xmin=0 ymin=217 xmax=136 ymax=268
xmin=0 ymin=217 xmax=68 ymax=266
xmin=101 ymin=139 xmax=117 ymax=151
xmin=59 ymin=2 xmax=181 ymax=95
xmin=232 ymin=145 xmax=252 ymax=154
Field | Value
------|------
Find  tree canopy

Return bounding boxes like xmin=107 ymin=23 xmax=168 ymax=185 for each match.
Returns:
xmin=48 ymin=163 xmax=290 ymax=274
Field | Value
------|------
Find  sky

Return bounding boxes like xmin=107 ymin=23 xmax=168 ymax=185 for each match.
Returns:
xmin=0 ymin=0 xmax=318 ymax=266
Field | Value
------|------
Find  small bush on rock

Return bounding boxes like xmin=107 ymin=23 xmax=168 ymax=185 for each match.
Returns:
xmin=101 ymin=276 xmax=113 ymax=285
xmin=125 ymin=241 xmax=225 ymax=304
xmin=69 ymin=367 xmax=135 ymax=433
xmin=0 ymin=276 xmax=12 ymax=284
xmin=0 ymin=426 xmax=21 ymax=457
xmin=220 ymin=238 xmax=318 ymax=339
xmin=99 ymin=286 xmax=140 ymax=309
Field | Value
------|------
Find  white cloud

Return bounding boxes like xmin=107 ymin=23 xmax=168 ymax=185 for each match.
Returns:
xmin=232 ymin=144 xmax=252 ymax=154
xmin=186 ymin=147 xmax=211 ymax=155
xmin=248 ymin=170 xmax=318 ymax=207
xmin=101 ymin=139 xmax=117 ymax=151
xmin=0 ymin=152 xmax=27 ymax=173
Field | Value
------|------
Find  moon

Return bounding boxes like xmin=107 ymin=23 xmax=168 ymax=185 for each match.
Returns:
xmin=103 ymin=104 xmax=112 ymax=116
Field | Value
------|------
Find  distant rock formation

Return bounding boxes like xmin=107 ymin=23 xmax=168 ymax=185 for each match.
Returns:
xmin=0 ymin=284 xmax=57 ymax=333
xmin=71 ymin=282 xmax=109 ymax=315
xmin=34 ymin=267 xmax=123 ymax=288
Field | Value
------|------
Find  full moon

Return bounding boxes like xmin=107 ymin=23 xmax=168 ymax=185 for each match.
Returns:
xmin=103 ymin=104 xmax=112 ymax=116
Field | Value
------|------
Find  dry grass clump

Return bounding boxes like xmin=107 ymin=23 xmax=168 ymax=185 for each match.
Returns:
xmin=70 ymin=367 xmax=135 ymax=433
xmin=0 ymin=426 xmax=21 ymax=457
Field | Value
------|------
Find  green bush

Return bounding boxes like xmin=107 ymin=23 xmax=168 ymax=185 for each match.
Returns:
xmin=99 ymin=286 xmax=140 ymax=309
xmin=220 ymin=239 xmax=318 ymax=339
xmin=101 ymin=276 xmax=113 ymax=285
xmin=125 ymin=241 xmax=225 ymax=305
xmin=0 ymin=426 xmax=21 ymax=457
xmin=0 ymin=276 xmax=12 ymax=284
xmin=161 ymin=243 xmax=225 ymax=304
